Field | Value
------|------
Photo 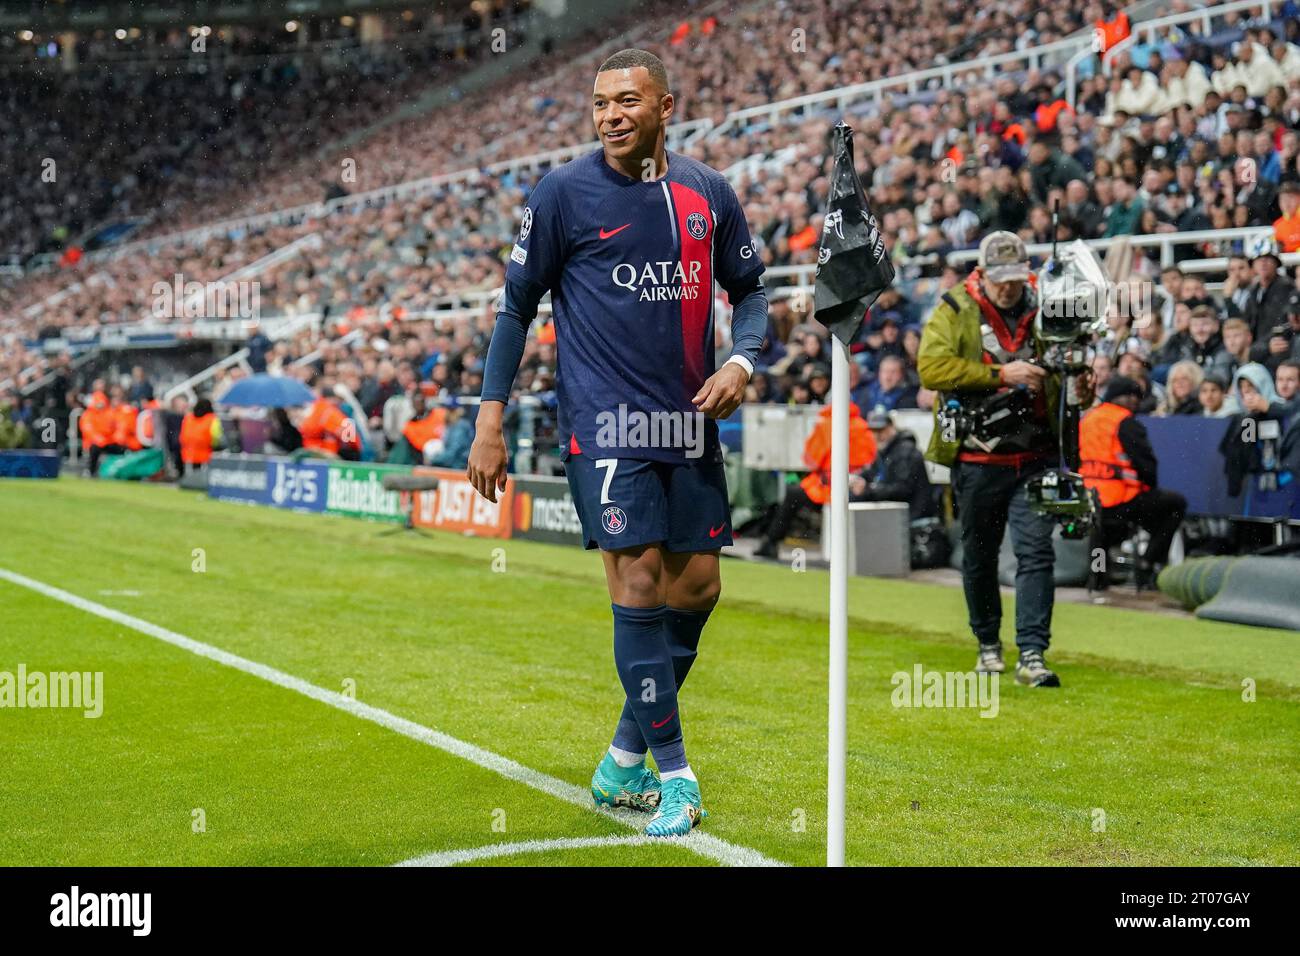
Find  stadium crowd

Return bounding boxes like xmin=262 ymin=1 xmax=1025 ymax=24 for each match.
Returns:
xmin=6 ymin=0 xmax=1091 ymax=268
xmin=2 ymin=1 xmax=1299 ymax=518
xmin=1 ymin=11 xmax=516 ymax=263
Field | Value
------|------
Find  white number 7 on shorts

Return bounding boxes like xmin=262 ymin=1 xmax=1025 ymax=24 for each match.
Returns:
xmin=595 ymin=458 xmax=617 ymax=504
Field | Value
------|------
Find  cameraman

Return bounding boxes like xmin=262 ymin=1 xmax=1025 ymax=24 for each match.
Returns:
xmin=918 ymin=231 xmax=1065 ymax=688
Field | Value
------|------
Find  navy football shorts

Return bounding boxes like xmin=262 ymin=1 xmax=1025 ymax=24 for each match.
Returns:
xmin=565 ymin=453 xmax=733 ymax=553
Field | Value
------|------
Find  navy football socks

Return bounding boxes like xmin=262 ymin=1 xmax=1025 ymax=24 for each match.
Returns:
xmin=609 ymin=603 xmax=687 ymax=773
xmin=609 ymin=605 xmax=711 ymax=772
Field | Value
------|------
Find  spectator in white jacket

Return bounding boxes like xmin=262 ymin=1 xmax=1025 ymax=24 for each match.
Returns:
xmin=1214 ymin=41 xmax=1284 ymax=99
xmin=1159 ymin=51 xmax=1211 ymax=111
xmin=1108 ymin=66 xmax=1163 ymax=119
xmin=1268 ymin=37 xmax=1300 ymax=81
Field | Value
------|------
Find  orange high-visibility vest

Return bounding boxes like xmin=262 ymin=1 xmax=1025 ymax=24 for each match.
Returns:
xmin=1079 ymin=402 xmax=1147 ymax=508
xmin=799 ymin=404 xmax=877 ymax=506
xmin=180 ymin=412 xmax=217 ymax=465
xmin=402 ymin=410 xmax=446 ymax=454
xmin=1095 ymin=12 xmax=1130 ymax=54
xmin=79 ymin=392 xmax=113 ymax=449
xmin=138 ymin=400 xmax=161 ymax=445
xmin=1034 ymin=99 xmax=1074 ymax=134
xmin=300 ymin=398 xmax=354 ymax=454
xmin=112 ymin=403 xmax=142 ymax=451
xmin=1274 ymin=211 xmax=1300 ymax=254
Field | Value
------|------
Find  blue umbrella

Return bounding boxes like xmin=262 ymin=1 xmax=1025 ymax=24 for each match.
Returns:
xmin=217 ymin=374 xmax=315 ymax=408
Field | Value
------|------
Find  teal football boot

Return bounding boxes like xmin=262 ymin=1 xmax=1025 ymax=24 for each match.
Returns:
xmin=591 ymin=752 xmax=662 ymax=811
xmin=644 ymin=776 xmax=706 ymax=837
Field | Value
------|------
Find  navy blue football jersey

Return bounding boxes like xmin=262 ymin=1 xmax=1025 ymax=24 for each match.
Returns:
xmin=500 ymin=149 xmax=764 ymax=463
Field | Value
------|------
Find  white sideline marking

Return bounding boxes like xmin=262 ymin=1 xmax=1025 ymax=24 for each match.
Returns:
xmin=0 ymin=567 xmax=785 ymax=868
xmin=397 ymin=835 xmax=657 ymax=867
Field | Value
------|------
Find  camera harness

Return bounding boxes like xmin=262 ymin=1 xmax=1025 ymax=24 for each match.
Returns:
xmin=937 ymin=271 xmax=1045 ymax=455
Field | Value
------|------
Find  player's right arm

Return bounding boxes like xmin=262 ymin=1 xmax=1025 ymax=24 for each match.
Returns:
xmin=468 ymin=173 xmax=568 ymax=503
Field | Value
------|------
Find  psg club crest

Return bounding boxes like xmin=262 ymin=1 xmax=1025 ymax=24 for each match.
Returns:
xmin=686 ymin=212 xmax=708 ymax=240
xmin=520 ymin=207 xmax=533 ymax=242
xmin=601 ymin=506 xmax=627 ymax=535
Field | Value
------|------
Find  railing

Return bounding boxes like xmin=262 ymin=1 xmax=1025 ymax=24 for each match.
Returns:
xmin=15 ymin=0 xmax=1264 ymax=296
xmin=941 ymin=225 xmax=1280 ymax=270
xmin=83 ymin=119 xmax=720 ymax=262
xmin=162 ymin=349 xmax=252 ymax=404
xmin=290 ymin=326 xmax=364 ymax=370
xmin=653 ymin=224 xmax=1292 ymax=300
xmin=32 ymin=0 xmax=1114 ymax=266
xmin=161 ymin=312 xmax=322 ymax=403
xmin=1067 ymin=0 xmax=1277 ymax=107
xmin=0 ymin=346 xmax=100 ymax=399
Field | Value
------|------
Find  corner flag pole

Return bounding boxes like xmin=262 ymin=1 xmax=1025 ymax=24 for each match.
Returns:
xmin=827 ymin=335 xmax=850 ymax=867
xmin=813 ymin=119 xmax=895 ymax=868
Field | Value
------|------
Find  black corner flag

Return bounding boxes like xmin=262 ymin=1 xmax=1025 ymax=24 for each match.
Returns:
xmin=813 ymin=121 xmax=894 ymax=344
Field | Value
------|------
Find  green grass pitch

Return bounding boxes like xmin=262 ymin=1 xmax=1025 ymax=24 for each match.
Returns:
xmin=0 ymin=477 xmax=1296 ymax=866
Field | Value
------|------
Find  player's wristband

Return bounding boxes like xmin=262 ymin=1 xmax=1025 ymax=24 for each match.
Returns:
xmin=723 ymin=355 xmax=754 ymax=378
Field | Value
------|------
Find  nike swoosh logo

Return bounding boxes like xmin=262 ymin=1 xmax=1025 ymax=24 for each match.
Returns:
xmin=599 ymin=223 xmax=631 ymax=239
xmin=651 ymin=709 xmax=677 ymax=729
xmin=708 ymin=524 xmax=726 ymax=538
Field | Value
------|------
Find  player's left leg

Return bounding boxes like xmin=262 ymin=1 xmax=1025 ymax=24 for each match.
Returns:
xmin=598 ymin=549 xmax=719 ymax=822
xmin=630 ymin=456 xmax=731 ymax=835
xmin=660 ymin=453 xmax=730 ymax=696
xmin=562 ymin=454 xmax=673 ymax=811
xmin=662 ymin=550 xmax=720 ymax=689
xmin=607 ymin=550 xmax=719 ymax=758
xmin=599 ymin=543 xmax=709 ymax=836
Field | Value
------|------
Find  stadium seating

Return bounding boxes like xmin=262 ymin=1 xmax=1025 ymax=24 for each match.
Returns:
xmin=6 ymin=0 xmax=1300 ymax=502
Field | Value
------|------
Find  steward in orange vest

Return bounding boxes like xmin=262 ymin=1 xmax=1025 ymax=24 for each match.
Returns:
xmin=1034 ymin=98 xmax=1074 ymax=135
xmin=79 ymin=390 xmax=114 ymax=452
xmin=180 ymin=399 xmax=222 ymax=470
xmin=1080 ymin=401 xmax=1147 ymax=507
xmin=400 ymin=393 xmax=447 ymax=463
xmin=1095 ymin=9 xmax=1131 ymax=58
xmin=138 ymin=398 xmax=162 ymax=447
xmin=1080 ymin=377 xmax=1187 ymax=585
xmin=755 ymin=401 xmax=877 ymax=559
xmin=83 ymin=387 xmax=131 ymax=477
xmin=799 ymin=402 xmax=877 ymax=505
xmin=300 ymin=390 xmax=360 ymax=457
xmin=110 ymin=390 xmax=143 ymax=452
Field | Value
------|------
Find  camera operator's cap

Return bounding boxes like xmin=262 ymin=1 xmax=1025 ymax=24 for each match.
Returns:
xmin=978 ymin=231 xmax=1030 ymax=282
xmin=865 ymin=405 xmax=892 ymax=430
xmin=1103 ymin=376 xmax=1144 ymax=403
